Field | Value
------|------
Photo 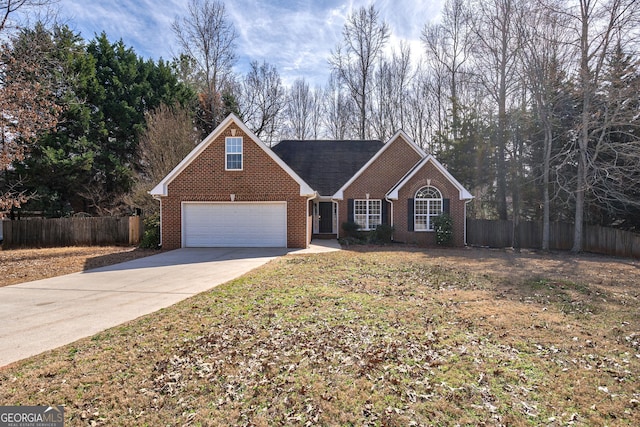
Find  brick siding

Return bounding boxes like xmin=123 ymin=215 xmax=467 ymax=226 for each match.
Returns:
xmin=160 ymin=124 xmax=309 ymax=249
xmin=392 ymin=161 xmax=467 ymax=247
xmin=339 ymin=134 xmax=467 ymax=247
xmin=339 ymin=134 xmax=423 ymax=234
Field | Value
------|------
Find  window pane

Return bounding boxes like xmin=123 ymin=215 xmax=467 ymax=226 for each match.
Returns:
xmin=226 ymin=137 xmax=242 ymax=153
xmin=429 ymin=200 xmax=442 ymax=215
xmin=369 ymin=200 xmax=381 ymax=215
xmin=227 ymin=154 xmax=242 ymax=169
xmin=226 ymin=137 xmax=242 ymax=170
xmin=416 ymin=186 xmax=442 ymax=199
xmin=353 ymin=199 xmax=382 ymax=230
xmin=415 ymin=186 xmax=442 ymax=231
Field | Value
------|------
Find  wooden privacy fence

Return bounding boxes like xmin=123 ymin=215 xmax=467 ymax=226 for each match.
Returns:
xmin=1 ymin=216 xmax=144 ymax=249
xmin=467 ymin=219 xmax=640 ymax=259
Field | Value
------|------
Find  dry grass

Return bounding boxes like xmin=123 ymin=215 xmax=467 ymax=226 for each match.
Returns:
xmin=0 ymin=246 xmax=639 ymax=426
xmin=0 ymin=246 xmax=160 ymax=287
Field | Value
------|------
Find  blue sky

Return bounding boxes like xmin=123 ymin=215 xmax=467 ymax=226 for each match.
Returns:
xmin=46 ymin=0 xmax=443 ymax=86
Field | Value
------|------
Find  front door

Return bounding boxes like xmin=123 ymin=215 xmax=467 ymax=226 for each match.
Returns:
xmin=319 ymin=202 xmax=333 ymax=233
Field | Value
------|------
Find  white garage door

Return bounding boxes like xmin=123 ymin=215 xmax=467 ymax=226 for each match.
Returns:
xmin=182 ymin=202 xmax=287 ymax=247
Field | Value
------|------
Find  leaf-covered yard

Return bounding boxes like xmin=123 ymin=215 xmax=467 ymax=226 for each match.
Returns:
xmin=1 ymin=247 xmax=639 ymax=426
xmin=0 ymin=246 xmax=159 ymax=287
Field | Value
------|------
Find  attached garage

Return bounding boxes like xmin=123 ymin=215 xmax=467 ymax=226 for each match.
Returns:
xmin=181 ymin=202 xmax=287 ymax=248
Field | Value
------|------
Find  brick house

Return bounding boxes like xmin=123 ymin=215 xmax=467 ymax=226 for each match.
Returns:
xmin=150 ymin=114 xmax=473 ymax=249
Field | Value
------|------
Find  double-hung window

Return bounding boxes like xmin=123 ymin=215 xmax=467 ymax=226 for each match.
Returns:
xmin=414 ymin=186 xmax=442 ymax=231
xmin=226 ymin=137 xmax=243 ymax=170
xmin=354 ymin=199 xmax=381 ymax=230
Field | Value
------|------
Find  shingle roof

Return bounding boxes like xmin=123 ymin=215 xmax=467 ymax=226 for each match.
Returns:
xmin=272 ymin=140 xmax=384 ymax=196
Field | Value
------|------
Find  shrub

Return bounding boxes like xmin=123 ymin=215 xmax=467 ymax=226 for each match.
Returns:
xmin=140 ymin=213 xmax=161 ymax=249
xmin=342 ymin=221 xmax=362 ymax=238
xmin=433 ymin=213 xmax=453 ymax=246
xmin=372 ymin=223 xmax=394 ymax=244
xmin=341 ymin=221 xmax=368 ymax=245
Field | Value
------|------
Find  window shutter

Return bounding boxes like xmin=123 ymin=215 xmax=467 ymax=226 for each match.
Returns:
xmin=408 ymin=198 xmax=414 ymax=231
xmin=443 ymin=198 xmax=450 ymax=214
xmin=382 ymin=200 xmax=389 ymax=225
xmin=347 ymin=199 xmax=354 ymax=223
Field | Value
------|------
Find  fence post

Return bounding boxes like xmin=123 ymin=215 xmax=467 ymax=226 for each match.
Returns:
xmin=129 ymin=216 xmax=143 ymax=246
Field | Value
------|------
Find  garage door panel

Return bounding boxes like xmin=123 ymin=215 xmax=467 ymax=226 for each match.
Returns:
xmin=183 ymin=202 xmax=287 ymax=247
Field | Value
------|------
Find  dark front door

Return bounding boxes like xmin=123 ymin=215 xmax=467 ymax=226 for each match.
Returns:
xmin=319 ymin=202 xmax=333 ymax=233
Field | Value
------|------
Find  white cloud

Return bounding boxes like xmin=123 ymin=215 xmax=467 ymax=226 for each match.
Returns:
xmin=55 ymin=0 xmax=187 ymax=59
xmin=44 ymin=0 xmax=444 ymax=86
xmin=227 ymin=0 xmax=346 ymax=86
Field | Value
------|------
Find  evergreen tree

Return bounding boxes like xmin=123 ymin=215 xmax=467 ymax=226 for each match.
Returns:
xmin=17 ymin=29 xmax=194 ymax=216
xmin=15 ymin=25 xmax=99 ymax=216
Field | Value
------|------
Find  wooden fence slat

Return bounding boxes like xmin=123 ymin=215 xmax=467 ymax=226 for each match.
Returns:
xmin=1 ymin=216 xmax=144 ymax=249
xmin=467 ymin=219 xmax=639 ymax=259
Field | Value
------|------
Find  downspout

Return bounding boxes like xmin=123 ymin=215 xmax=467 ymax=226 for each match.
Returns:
xmin=332 ymin=198 xmax=341 ymax=239
xmin=385 ymin=196 xmax=394 ymax=242
xmin=305 ymin=193 xmax=317 ymax=247
xmin=464 ymin=199 xmax=472 ymax=246
xmin=152 ymin=195 xmax=163 ymax=247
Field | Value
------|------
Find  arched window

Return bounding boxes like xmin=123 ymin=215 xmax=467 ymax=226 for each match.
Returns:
xmin=414 ymin=186 xmax=442 ymax=231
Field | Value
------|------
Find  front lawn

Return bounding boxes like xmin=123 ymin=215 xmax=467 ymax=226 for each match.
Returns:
xmin=1 ymin=247 xmax=638 ymax=426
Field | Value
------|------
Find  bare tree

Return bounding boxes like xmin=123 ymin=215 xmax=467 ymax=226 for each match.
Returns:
xmin=284 ymin=78 xmax=313 ymax=139
xmin=422 ymin=0 xmax=474 ymax=140
xmin=404 ymin=65 xmax=433 ymax=150
xmin=0 ymin=5 xmax=60 ymax=181
xmin=283 ymin=79 xmax=325 ymax=140
xmin=0 ymin=22 xmax=60 ymax=216
xmin=330 ymin=5 xmax=389 ymax=139
xmin=567 ymin=0 xmax=640 ymax=252
xmin=239 ymin=60 xmax=285 ymax=145
xmin=128 ymin=103 xmax=200 ymax=213
xmin=309 ymin=85 xmax=325 ymax=139
xmin=371 ymin=42 xmax=413 ymax=141
xmin=471 ymin=0 xmax=525 ymax=220
xmin=587 ymin=44 xmax=640 ymax=227
xmin=172 ymin=0 xmax=237 ymax=131
xmin=517 ymin=0 xmax=573 ymax=250
xmin=324 ymin=73 xmax=356 ymax=140
xmin=0 ymin=0 xmax=56 ymax=34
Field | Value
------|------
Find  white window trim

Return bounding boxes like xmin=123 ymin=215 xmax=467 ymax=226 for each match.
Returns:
xmin=354 ymin=199 xmax=382 ymax=231
xmin=414 ymin=186 xmax=442 ymax=232
xmin=225 ymin=136 xmax=243 ymax=171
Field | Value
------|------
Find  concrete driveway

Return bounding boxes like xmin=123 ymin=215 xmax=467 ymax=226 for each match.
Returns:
xmin=0 ymin=247 xmax=294 ymax=367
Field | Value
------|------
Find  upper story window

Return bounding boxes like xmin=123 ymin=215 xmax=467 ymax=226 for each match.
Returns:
xmin=354 ymin=199 xmax=381 ymax=230
xmin=226 ymin=137 xmax=243 ymax=170
xmin=414 ymin=186 xmax=442 ymax=231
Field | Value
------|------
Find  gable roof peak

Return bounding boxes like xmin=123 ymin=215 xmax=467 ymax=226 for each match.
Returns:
xmin=386 ymin=154 xmax=473 ymax=201
xmin=331 ymin=129 xmax=427 ymax=199
xmin=149 ymin=114 xmax=314 ymax=197
xmin=386 ymin=129 xmax=427 ymax=157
